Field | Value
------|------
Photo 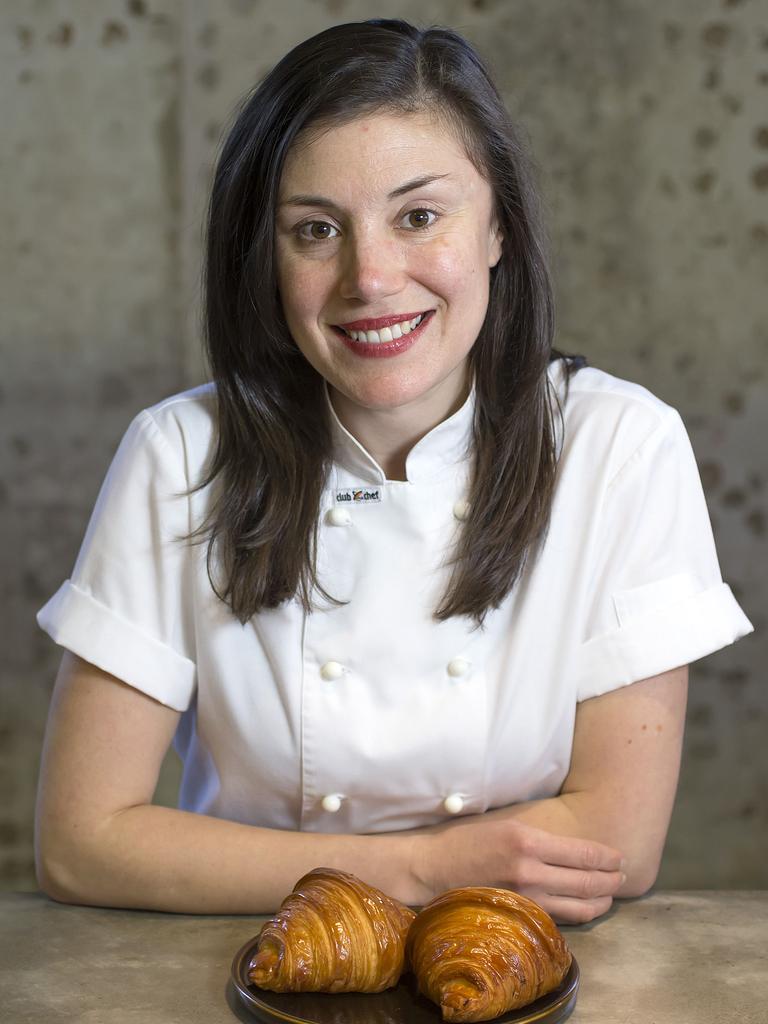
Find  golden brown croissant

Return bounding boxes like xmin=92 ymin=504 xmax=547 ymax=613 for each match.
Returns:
xmin=407 ymin=887 xmax=572 ymax=1022
xmin=248 ymin=867 xmax=416 ymax=994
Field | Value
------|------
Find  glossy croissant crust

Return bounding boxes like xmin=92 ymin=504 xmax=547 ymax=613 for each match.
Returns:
xmin=407 ymin=887 xmax=572 ymax=1022
xmin=248 ymin=867 xmax=416 ymax=994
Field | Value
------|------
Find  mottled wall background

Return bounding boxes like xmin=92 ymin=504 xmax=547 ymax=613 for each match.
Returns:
xmin=1 ymin=0 xmax=765 ymax=890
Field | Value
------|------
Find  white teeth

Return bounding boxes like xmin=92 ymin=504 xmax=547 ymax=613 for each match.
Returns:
xmin=343 ymin=312 xmax=426 ymax=344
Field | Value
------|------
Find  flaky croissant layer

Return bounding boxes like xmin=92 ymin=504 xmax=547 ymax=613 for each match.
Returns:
xmin=407 ymin=887 xmax=572 ymax=1022
xmin=248 ymin=867 xmax=416 ymax=994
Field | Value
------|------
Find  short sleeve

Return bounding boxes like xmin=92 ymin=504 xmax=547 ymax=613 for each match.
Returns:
xmin=575 ymin=407 xmax=753 ymax=701
xmin=37 ymin=410 xmax=197 ymax=711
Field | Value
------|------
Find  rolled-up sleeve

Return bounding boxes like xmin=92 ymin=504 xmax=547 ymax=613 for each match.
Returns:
xmin=575 ymin=407 xmax=753 ymax=701
xmin=37 ymin=410 xmax=197 ymax=711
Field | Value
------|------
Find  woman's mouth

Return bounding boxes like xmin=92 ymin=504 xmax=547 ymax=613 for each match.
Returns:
xmin=331 ymin=310 xmax=435 ymax=358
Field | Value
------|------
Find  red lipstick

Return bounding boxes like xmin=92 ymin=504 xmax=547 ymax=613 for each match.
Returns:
xmin=334 ymin=310 xmax=434 ymax=359
xmin=336 ymin=311 xmax=429 ymax=331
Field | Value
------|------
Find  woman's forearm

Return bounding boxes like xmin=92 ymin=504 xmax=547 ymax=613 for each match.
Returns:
xmin=38 ymin=789 xmax=626 ymax=916
xmin=37 ymin=804 xmax=422 ymax=914
xmin=37 ymin=780 xmax=631 ymax=920
xmin=38 ymin=796 xmax=624 ymax=920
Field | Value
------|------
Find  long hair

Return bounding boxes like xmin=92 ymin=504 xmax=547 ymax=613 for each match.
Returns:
xmin=198 ymin=18 xmax=583 ymax=627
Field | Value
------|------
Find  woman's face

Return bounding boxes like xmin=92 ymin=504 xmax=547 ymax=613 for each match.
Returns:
xmin=275 ymin=109 xmax=502 ymax=423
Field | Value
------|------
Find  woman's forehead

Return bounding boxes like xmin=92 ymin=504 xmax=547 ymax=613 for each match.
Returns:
xmin=279 ymin=110 xmax=481 ymax=195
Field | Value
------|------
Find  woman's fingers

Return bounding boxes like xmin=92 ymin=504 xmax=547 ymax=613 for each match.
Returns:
xmin=532 ymin=893 xmax=615 ymax=925
xmin=531 ymin=826 xmax=624 ymax=873
xmin=533 ymin=863 xmax=624 ymax=901
xmin=501 ymin=821 xmax=625 ymax=922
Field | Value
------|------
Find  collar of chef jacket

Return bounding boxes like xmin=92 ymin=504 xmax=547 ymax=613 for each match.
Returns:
xmin=322 ymin=377 xmax=477 ymax=484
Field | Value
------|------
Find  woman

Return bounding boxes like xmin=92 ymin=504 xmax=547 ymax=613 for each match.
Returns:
xmin=35 ymin=19 xmax=752 ymax=923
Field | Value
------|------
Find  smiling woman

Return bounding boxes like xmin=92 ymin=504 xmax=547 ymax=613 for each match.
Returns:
xmin=275 ymin=110 xmax=502 ymax=474
xmin=34 ymin=19 xmax=751 ymax=925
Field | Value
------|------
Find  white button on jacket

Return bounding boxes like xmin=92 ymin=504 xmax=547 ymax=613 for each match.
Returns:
xmin=320 ymin=661 xmax=345 ymax=681
xmin=447 ymin=657 xmax=471 ymax=678
xmin=37 ymin=365 xmax=754 ymax=836
xmin=326 ymin=507 xmax=352 ymax=527
xmin=452 ymin=500 xmax=470 ymax=521
xmin=443 ymin=794 xmax=465 ymax=814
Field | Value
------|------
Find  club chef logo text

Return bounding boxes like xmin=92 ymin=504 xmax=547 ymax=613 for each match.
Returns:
xmin=335 ymin=488 xmax=382 ymax=504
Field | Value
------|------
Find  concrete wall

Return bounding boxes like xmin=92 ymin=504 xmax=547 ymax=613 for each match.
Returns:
xmin=1 ymin=0 xmax=765 ymax=891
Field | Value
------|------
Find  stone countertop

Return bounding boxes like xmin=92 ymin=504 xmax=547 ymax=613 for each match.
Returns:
xmin=1 ymin=891 xmax=766 ymax=1023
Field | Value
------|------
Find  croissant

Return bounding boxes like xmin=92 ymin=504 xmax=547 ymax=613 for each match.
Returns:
xmin=407 ymin=887 xmax=572 ymax=1022
xmin=248 ymin=867 xmax=416 ymax=993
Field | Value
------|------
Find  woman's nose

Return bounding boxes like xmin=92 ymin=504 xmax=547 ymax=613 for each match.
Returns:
xmin=337 ymin=231 xmax=406 ymax=302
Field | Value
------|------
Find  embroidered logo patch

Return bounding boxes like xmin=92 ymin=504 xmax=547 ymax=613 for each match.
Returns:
xmin=335 ymin=487 xmax=382 ymax=504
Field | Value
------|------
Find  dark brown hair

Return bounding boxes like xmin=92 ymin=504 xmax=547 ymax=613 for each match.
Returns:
xmin=199 ymin=18 xmax=583 ymax=627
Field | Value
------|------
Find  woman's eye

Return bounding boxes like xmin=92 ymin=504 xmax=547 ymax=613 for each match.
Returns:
xmin=403 ymin=208 xmax=437 ymax=229
xmin=296 ymin=221 xmax=339 ymax=242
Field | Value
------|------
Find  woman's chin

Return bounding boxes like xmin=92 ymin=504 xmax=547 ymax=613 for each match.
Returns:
xmin=329 ymin=377 xmax=425 ymax=414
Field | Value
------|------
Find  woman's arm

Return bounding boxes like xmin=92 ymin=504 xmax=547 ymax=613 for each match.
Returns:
xmin=508 ymin=665 xmax=689 ymax=896
xmin=36 ymin=653 xmax=682 ymax=921
xmin=35 ymin=652 xmax=425 ymax=914
xmin=412 ymin=666 xmax=688 ymax=920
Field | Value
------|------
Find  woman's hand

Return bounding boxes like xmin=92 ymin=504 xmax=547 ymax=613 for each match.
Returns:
xmin=412 ymin=812 xmax=624 ymax=924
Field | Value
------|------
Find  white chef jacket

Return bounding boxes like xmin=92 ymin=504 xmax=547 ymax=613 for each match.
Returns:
xmin=37 ymin=361 xmax=753 ymax=833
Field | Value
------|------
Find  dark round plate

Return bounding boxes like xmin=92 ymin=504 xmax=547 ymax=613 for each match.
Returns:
xmin=230 ymin=937 xmax=579 ymax=1024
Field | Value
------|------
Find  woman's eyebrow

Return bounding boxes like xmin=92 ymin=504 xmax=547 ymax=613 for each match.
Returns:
xmin=279 ymin=173 xmax=452 ymax=209
xmin=388 ymin=173 xmax=452 ymax=199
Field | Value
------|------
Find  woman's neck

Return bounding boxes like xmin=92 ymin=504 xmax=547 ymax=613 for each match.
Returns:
xmin=327 ymin=370 xmax=472 ymax=482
